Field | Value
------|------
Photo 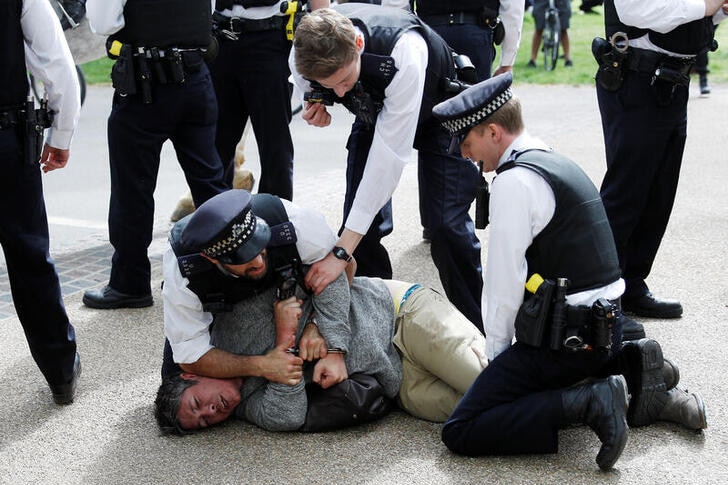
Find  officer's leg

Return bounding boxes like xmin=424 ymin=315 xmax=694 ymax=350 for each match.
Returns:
xmin=416 ymin=122 xmax=483 ymax=331
xmin=107 ymin=92 xmax=167 ymax=295
xmin=432 ymin=23 xmax=495 ymax=82
xmin=0 ymin=131 xmax=76 ymax=387
xmin=243 ymin=30 xmax=294 ymax=200
xmin=169 ymin=64 xmax=227 ymax=208
xmin=208 ymin=37 xmax=250 ymax=189
xmin=343 ymin=121 xmax=393 ymax=278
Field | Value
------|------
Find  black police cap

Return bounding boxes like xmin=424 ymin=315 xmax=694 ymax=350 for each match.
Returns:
xmin=179 ymin=189 xmax=271 ymax=265
xmin=433 ymin=72 xmax=513 ymax=153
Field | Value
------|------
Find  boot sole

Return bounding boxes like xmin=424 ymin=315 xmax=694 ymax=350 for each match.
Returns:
xmin=628 ymin=338 xmax=666 ymax=427
xmin=596 ymin=375 xmax=629 ymax=470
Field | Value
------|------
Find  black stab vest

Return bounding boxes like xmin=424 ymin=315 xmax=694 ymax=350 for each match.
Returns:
xmin=604 ymin=0 xmax=715 ymax=56
xmin=332 ymin=3 xmax=455 ymax=126
xmin=112 ymin=0 xmax=211 ymax=49
xmin=0 ymin=0 xmax=28 ymax=108
xmin=170 ymin=194 xmax=302 ymax=313
xmin=497 ymin=150 xmax=621 ymax=293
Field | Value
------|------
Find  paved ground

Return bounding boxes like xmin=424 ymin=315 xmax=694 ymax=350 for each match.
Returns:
xmin=1 ymin=82 xmax=727 ymax=484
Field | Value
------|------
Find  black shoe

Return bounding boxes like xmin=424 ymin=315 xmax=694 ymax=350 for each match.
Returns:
xmin=621 ymin=315 xmax=646 ymax=341
xmin=83 ymin=285 xmax=153 ymax=309
xmin=622 ymin=338 xmax=666 ymax=427
xmin=699 ymin=74 xmax=711 ymax=95
xmin=50 ymin=353 xmax=81 ymax=405
xmin=527 ymin=59 xmax=537 ymax=68
xmin=622 ymin=292 xmax=682 ymax=319
xmin=662 ymin=357 xmax=679 ymax=390
xmin=657 ymin=387 xmax=707 ymax=430
xmin=422 ymin=228 xmax=432 ymax=243
xmin=561 ymin=375 xmax=629 ymax=470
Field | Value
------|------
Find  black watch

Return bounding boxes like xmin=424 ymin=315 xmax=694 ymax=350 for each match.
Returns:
xmin=331 ymin=246 xmax=352 ymax=262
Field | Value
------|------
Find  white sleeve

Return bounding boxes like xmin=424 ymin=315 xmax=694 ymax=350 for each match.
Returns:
xmin=161 ymin=246 xmax=215 ymax=364
xmin=86 ymin=0 xmax=126 ymax=35
xmin=21 ymin=0 xmax=81 ymax=149
xmin=281 ymin=200 xmax=337 ymax=263
xmin=497 ymin=0 xmax=525 ymax=68
xmin=613 ymin=0 xmax=707 ymax=33
xmin=483 ymin=168 xmax=555 ymax=361
xmin=344 ymin=31 xmax=427 ymax=235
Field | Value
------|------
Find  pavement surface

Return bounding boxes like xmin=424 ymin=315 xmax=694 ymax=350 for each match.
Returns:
xmin=1 ymin=82 xmax=727 ymax=484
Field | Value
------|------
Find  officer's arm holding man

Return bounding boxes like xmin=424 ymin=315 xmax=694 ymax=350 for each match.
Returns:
xmin=290 ymin=14 xmax=428 ymax=295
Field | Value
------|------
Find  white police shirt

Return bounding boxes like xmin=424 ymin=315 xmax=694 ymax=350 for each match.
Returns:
xmin=22 ymin=0 xmax=81 ymax=149
xmin=483 ymin=132 xmax=624 ymax=362
xmin=163 ymin=199 xmax=337 ymax=364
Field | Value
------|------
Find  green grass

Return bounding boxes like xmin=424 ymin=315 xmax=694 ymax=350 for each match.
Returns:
xmin=80 ymin=3 xmax=728 ymax=85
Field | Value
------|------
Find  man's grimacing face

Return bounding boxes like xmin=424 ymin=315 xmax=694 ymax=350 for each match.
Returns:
xmin=177 ymin=375 xmax=243 ymax=430
xmin=220 ymin=250 xmax=269 ymax=280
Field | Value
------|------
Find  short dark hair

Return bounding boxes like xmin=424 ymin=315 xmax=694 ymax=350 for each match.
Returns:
xmin=154 ymin=374 xmax=198 ymax=436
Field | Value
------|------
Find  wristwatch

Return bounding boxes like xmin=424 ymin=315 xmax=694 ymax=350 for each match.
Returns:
xmin=331 ymin=246 xmax=352 ymax=262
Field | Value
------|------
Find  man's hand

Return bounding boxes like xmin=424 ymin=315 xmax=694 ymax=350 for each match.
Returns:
xmin=261 ymin=336 xmax=304 ymax=385
xmin=493 ymin=65 xmax=513 ymax=77
xmin=301 ymin=101 xmax=331 ymax=127
xmin=304 ymin=252 xmax=348 ymax=295
xmin=312 ymin=352 xmax=348 ymax=389
xmin=273 ymin=296 xmax=302 ymax=346
xmin=40 ymin=144 xmax=69 ymax=173
xmin=298 ymin=321 xmax=328 ymax=361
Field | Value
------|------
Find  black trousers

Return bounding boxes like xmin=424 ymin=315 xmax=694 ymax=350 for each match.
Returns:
xmin=107 ymin=64 xmax=227 ymax=295
xmin=208 ymin=28 xmax=294 ymax=200
xmin=0 ymin=129 xmax=77 ymax=387
xmin=596 ymin=70 xmax=688 ymax=299
xmin=423 ymin=20 xmax=495 ymax=83
xmin=442 ymin=319 xmax=626 ymax=456
xmin=343 ymin=117 xmax=484 ymax=332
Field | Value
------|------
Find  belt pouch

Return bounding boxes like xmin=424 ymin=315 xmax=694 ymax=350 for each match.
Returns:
xmin=515 ymin=278 xmax=555 ymax=347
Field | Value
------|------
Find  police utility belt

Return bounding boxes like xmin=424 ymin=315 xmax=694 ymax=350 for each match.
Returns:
xmin=108 ymin=39 xmax=206 ymax=104
xmin=212 ymin=11 xmax=287 ymax=40
xmin=592 ymin=33 xmax=694 ymax=103
xmin=0 ymin=98 xmax=53 ymax=166
xmin=420 ymin=9 xmax=505 ymax=45
xmin=515 ymin=275 xmax=618 ymax=353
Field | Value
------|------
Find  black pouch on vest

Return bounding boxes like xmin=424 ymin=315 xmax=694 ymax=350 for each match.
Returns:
xmin=592 ymin=37 xmax=626 ymax=92
xmin=301 ymin=374 xmax=393 ymax=432
xmin=514 ymin=278 xmax=555 ymax=347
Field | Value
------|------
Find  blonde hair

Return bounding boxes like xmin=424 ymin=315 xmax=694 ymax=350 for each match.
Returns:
xmin=482 ymin=96 xmax=524 ymax=134
xmin=294 ymin=9 xmax=360 ymax=79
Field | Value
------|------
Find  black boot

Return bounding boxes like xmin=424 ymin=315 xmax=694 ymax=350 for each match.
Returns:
xmin=561 ymin=375 xmax=629 ymax=470
xmin=621 ymin=338 xmax=667 ymax=426
xmin=657 ymin=387 xmax=707 ymax=430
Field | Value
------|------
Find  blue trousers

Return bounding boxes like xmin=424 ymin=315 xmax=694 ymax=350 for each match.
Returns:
xmin=343 ymin=117 xmax=483 ymax=332
xmin=107 ymin=64 xmax=227 ymax=295
xmin=208 ymin=28 xmax=294 ymax=200
xmin=0 ymin=129 xmax=77 ymax=387
xmin=596 ymin=71 xmax=688 ymax=299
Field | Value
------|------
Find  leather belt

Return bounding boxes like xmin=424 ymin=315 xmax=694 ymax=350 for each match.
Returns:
xmin=214 ymin=13 xmax=287 ymax=34
xmin=420 ymin=11 xmax=480 ymax=26
xmin=627 ymin=47 xmax=695 ymax=76
xmin=0 ymin=108 xmax=22 ymax=130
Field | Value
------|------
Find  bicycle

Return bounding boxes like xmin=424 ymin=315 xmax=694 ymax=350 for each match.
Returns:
xmin=542 ymin=0 xmax=561 ymax=71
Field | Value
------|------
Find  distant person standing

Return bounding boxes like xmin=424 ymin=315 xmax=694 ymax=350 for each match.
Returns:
xmin=1 ymin=0 xmax=82 ymax=403
xmin=527 ymin=0 xmax=573 ymax=68
xmin=83 ymin=0 xmax=228 ymax=309
xmin=595 ymin=0 xmax=725 ymax=319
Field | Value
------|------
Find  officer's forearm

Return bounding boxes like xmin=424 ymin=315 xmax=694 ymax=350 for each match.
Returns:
xmin=706 ymin=0 xmax=725 ymax=16
xmin=179 ymin=348 xmax=267 ymax=379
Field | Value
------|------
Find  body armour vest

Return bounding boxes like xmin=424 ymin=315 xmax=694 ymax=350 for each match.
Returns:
xmin=497 ymin=150 xmax=621 ymax=293
xmin=604 ymin=0 xmax=715 ymax=56
xmin=112 ymin=0 xmax=211 ymax=49
xmin=332 ymin=3 xmax=455 ymax=126
xmin=415 ymin=0 xmax=500 ymax=16
xmin=0 ymin=0 xmax=29 ymax=108
xmin=170 ymin=194 xmax=302 ymax=313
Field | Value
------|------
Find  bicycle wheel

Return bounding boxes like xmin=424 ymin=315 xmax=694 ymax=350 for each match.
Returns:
xmin=542 ymin=11 xmax=561 ymax=71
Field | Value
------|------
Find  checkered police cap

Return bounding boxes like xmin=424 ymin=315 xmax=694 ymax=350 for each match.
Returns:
xmin=433 ymin=72 xmax=514 ymax=137
xmin=180 ymin=189 xmax=271 ymax=265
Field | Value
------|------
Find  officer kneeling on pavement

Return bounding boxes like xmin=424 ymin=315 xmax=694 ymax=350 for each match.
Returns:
xmin=432 ymin=73 xmax=707 ymax=470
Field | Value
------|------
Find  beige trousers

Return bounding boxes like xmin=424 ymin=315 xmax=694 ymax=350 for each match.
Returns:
xmin=392 ymin=287 xmax=487 ymax=422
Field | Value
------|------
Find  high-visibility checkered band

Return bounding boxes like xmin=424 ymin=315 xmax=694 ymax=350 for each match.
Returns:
xmin=202 ymin=211 xmax=256 ymax=258
xmin=441 ymin=87 xmax=513 ymax=135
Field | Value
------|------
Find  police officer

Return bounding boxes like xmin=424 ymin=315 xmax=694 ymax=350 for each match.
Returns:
xmin=433 ymin=73 xmax=707 ymax=469
xmin=414 ymin=0 xmax=524 ymax=81
xmin=83 ymin=0 xmax=228 ymax=309
xmin=1 ymin=0 xmax=81 ymax=403
xmin=210 ymin=0 xmax=329 ymax=201
xmin=595 ymin=0 xmax=725 ymax=319
xmin=291 ymin=5 xmax=485 ymax=332
xmin=161 ymin=189 xmax=342 ymax=381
